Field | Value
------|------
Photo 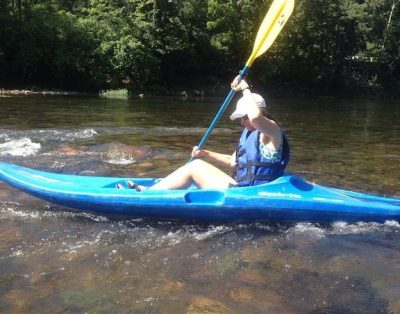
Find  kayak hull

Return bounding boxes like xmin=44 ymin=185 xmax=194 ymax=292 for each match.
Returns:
xmin=1 ymin=162 xmax=399 ymax=222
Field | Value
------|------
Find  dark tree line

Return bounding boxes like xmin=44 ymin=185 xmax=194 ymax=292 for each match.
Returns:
xmin=1 ymin=0 xmax=399 ymax=96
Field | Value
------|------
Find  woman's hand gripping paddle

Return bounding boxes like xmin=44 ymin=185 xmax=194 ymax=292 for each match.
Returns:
xmin=189 ymin=0 xmax=294 ymax=162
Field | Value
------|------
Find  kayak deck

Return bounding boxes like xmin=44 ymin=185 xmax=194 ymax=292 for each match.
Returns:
xmin=0 ymin=162 xmax=399 ymax=222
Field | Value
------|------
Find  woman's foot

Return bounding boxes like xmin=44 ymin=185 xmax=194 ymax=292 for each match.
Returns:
xmin=116 ymin=183 xmax=124 ymax=189
xmin=127 ymin=180 xmax=144 ymax=192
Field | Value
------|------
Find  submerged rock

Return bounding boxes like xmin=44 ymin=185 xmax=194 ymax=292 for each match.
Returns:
xmin=187 ymin=297 xmax=235 ymax=314
xmin=229 ymin=287 xmax=285 ymax=313
xmin=152 ymin=280 xmax=185 ymax=295
xmin=2 ymin=289 xmax=34 ymax=313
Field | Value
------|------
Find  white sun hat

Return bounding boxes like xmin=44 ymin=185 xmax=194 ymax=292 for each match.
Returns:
xmin=230 ymin=93 xmax=267 ymax=120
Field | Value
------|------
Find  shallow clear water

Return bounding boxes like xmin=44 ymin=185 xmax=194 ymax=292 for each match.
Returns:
xmin=0 ymin=95 xmax=399 ymax=313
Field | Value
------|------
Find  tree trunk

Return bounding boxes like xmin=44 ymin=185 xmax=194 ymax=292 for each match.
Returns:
xmin=381 ymin=0 xmax=399 ymax=52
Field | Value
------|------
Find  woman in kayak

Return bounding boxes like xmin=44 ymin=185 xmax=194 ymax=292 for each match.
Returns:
xmin=121 ymin=77 xmax=290 ymax=191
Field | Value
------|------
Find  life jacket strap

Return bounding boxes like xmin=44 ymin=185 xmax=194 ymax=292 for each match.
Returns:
xmin=235 ymin=160 xmax=284 ymax=182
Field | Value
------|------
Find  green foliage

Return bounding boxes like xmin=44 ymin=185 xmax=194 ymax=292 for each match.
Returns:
xmin=207 ymin=0 xmax=265 ymax=71
xmin=0 ymin=0 xmax=399 ymax=96
xmin=267 ymin=0 xmax=364 ymax=87
xmin=78 ymin=0 xmax=159 ymax=88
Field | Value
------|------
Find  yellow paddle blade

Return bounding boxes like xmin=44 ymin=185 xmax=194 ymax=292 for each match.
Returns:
xmin=246 ymin=0 xmax=295 ymax=67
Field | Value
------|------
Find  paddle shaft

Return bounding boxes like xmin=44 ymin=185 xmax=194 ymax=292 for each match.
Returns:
xmin=188 ymin=66 xmax=250 ymax=162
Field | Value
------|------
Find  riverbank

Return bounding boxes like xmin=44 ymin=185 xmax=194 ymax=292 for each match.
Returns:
xmin=0 ymin=87 xmax=202 ymax=99
xmin=1 ymin=82 xmax=397 ymax=99
xmin=0 ymin=88 xmax=93 ymax=97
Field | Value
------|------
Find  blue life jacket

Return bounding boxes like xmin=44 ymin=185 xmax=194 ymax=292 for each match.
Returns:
xmin=234 ymin=129 xmax=290 ymax=186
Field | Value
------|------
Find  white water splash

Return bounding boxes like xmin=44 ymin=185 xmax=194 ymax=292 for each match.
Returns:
xmin=0 ymin=137 xmax=41 ymax=156
xmin=9 ymin=249 xmax=24 ymax=257
xmin=66 ymin=128 xmax=97 ymax=140
xmin=1 ymin=207 xmax=42 ymax=219
xmin=384 ymin=220 xmax=400 ymax=228
xmin=0 ymin=128 xmax=97 ymax=144
xmin=287 ymin=222 xmax=326 ymax=239
xmin=285 ymin=220 xmax=400 ymax=238
xmin=0 ymin=133 xmax=10 ymax=141
xmin=330 ymin=220 xmax=400 ymax=234
xmin=193 ymin=225 xmax=232 ymax=241
xmin=35 ymin=128 xmax=98 ymax=142
xmin=154 ymin=225 xmax=233 ymax=247
xmin=1 ymin=205 xmax=109 ymax=223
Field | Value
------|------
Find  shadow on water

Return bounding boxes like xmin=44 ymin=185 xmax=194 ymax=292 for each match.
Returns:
xmin=0 ymin=95 xmax=400 ymax=312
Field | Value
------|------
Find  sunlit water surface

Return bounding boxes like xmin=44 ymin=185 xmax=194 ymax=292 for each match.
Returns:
xmin=0 ymin=95 xmax=399 ymax=313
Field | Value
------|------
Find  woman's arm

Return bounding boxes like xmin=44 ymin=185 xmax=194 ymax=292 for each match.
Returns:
xmin=242 ymin=89 xmax=281 ymax=144
xmin=231 ymin=79 xmax=282 ymax=148
xmin=192 ymin=147 xmax=236 ymax=168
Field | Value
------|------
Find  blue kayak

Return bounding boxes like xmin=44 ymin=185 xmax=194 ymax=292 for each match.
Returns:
xmin=0 ymin=162 xmax=399 ymax=222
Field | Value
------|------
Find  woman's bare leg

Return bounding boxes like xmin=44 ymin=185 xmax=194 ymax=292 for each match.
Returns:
xmin=149 ymin=159 xmax=236 ymax=190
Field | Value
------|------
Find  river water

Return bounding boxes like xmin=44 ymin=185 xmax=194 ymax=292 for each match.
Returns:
xmin=0 ymin=94 xmax=399 ymax=313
